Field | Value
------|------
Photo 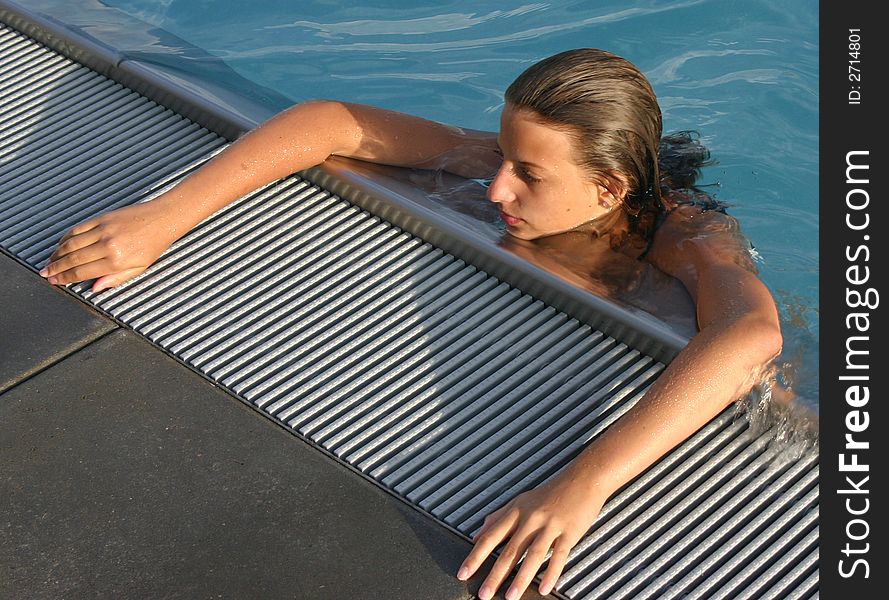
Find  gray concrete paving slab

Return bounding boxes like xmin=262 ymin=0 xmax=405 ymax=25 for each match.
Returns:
xmin=0 ymin=329 xmax=550 ymax=600
xmin=0 ymin=252 xmax=116 ymax=393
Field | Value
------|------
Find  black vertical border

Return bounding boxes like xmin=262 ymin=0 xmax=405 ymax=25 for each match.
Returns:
xmin=820 ymin=1 xmax=886 ymax=597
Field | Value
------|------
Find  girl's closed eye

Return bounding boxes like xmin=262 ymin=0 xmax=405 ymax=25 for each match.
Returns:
xmin=517 ymin=165 xmax=541 ymax=184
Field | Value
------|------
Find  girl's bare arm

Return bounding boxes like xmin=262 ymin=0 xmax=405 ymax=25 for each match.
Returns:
xmin=458 ymin=208 xmax=783 ymax=600
xmin=41 ymin=101 xmax=499 ymax=290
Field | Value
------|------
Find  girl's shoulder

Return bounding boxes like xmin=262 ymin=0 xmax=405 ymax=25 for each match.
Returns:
xmin=647 ymin=194 xmax=757 ymax=280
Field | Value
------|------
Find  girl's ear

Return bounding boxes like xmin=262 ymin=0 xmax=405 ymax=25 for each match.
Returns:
xmin=587 ymin=172 xmax=628 ymax=209
xmin=596 ymin=179 xmax=627 ymax=209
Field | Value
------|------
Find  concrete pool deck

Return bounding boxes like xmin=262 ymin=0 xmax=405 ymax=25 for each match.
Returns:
xmin=0 ymin=251 xmax=545 ymax=599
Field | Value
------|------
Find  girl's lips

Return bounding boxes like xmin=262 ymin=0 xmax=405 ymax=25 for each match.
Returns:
xmin=500 ymin=210 xmax=523 ymax=226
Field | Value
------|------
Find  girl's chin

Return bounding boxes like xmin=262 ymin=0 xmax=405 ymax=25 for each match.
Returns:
xmin=504 ymin=224 xmax=543 ymax=241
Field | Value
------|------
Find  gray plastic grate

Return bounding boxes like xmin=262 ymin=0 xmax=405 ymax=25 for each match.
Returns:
xmin=0 ymin=21 xmax=819 ymax=599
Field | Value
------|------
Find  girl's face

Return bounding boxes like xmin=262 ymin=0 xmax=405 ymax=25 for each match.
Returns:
xmin=488 ymin=105 xmax=622 ymax=240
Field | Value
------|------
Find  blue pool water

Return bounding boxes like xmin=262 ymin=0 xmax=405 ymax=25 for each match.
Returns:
xmin=94 ymin=1 xmax=821 ymax=406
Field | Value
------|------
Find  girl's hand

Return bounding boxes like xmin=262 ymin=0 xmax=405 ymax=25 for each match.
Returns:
xmin=457 ymin=475 xmax=607 ymax=599
xmin=40 ymin=200 xmax=181 ymax=293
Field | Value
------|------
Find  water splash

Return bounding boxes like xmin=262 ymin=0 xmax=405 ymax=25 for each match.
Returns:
xmin=735 ymin=371 xmax=818 ymax=463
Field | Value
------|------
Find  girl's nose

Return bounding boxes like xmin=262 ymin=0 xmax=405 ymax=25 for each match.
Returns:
xmin=486 ymin=164 xmax=517 ymax=205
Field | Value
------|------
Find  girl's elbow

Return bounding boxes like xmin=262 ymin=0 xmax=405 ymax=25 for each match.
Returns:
xmin=298 ymin=98 xmax=339 ymax=110
xmin=283 ymin=99 xmax=346 ymax=120
xmin=747 ymin=318 xmax=783 ymax=365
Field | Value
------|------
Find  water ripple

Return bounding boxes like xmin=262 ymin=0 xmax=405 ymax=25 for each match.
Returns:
xmin=262 ymin=4 xmax=550 ymax=35
xmin=331 ymin=71 xmax=483 ymax=83
xmin=213 ymin=0 xmax=708 ymax=59
xmin=648 ymin=49 xmax=776 ymax=84
xmin=669 ymin=68 xmax=782 ymax=88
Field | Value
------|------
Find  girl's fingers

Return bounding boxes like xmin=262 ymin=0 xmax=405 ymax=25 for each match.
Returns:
xmin=538 ymin=536 xmax=574 ymax=596
xmin=43 ymin=243 xmax=108 ymax=279
xmin=473 ymin=505 xmax=509 ymax=542
xmin=49 ymin=228 xmax=102 ymax=262
xmin=457 ymin=510 xmax=518 ymax=581
xmin=455 ymin=481 xmax=603 ymax=598
xmin=45 ymin=258 xmax=115 ymax=285
xmin=57 ymin=219 xmax=99 ymax=246
xmin=92 ymin=268 xmax=145 ymax=293
xmin=506 ymin=530 xmax=559 ymax=600
xmin=477 ymin=527 xmax=537 ymax=600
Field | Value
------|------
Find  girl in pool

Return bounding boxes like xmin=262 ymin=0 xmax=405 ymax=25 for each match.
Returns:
xmin=41 ymin=49 xmax=782 ymax=599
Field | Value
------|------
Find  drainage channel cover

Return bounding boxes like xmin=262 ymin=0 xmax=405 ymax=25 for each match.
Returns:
xmin=0 ymin=21 xmax=818 ymax=599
